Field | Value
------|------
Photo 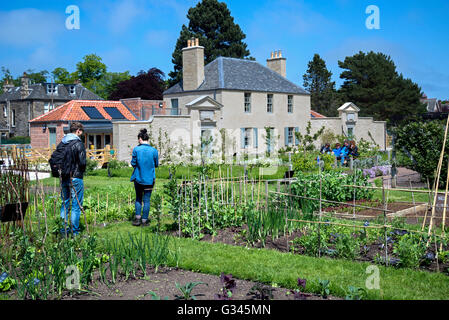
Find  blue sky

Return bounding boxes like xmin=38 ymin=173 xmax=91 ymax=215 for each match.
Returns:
xmin=0 ymin=0 xmax=448 ymax=99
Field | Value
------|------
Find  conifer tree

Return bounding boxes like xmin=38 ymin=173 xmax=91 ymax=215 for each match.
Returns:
xmin=303 ymin=54 xmax=337 ymax=116
xmin=168 ymin=0 xmax=252 ymax=86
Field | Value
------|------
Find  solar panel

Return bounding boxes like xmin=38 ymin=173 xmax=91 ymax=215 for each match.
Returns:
xmin=81 ymin=106 xmax=105 ymax=119
xmin=104 ymin=107 xmax=126 ymax=119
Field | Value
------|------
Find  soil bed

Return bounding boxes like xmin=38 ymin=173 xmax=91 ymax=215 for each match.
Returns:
xmin=62 ymin=267 xmax=339 ymax=300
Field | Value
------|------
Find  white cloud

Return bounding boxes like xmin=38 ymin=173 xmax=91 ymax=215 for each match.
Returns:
xmin=0 ymin=8 xmax=64 ymax=47
xmin=107 ymin=0 xmax=149 ymax=33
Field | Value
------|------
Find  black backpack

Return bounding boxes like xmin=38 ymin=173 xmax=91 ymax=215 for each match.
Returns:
xmin=49 ymin=140 xmax=78 ymax=178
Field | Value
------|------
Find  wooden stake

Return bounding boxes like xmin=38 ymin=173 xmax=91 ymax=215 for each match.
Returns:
xmin=440 ymin=159 xmax=449 ymax=252
xmin=428 ymin=114 xmax=449 ymax=238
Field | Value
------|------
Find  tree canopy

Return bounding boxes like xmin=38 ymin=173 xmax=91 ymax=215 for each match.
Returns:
xmin=168 ymin=0 xmax=252 ymax=86
xmin=303 ymin=54 xmax=338 ymax=117
xmin=109 ymin=68 xmax=165 ymax=101
xmin=338 ymin=51 xmax=426 ymax=122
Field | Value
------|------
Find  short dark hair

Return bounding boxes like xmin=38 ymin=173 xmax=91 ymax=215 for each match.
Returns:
xmin=70 ymin=122 xmax=84 ymax=133
xmin=138 ymin=128 xmax=149 ymax=141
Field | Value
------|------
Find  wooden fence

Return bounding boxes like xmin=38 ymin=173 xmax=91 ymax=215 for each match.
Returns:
xmin=0 ymin=145 xmax=117 ymax=167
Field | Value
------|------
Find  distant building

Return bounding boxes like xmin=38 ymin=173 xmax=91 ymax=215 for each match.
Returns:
xmin=0 ymin=73 xmax=102 ymax=139
xmin=420 ymin=95 xmax=442 ymax=113
xmin=29 ymin=100 xmax=136 ymax=149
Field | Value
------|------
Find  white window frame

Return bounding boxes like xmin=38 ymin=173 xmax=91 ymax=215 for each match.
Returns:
xmin=244 ymin=93 xmax=251 ymax=113
xmin=267 ymin=94 xmax=273 ymax=113
xmin=11 ymin=109 xmax=16 ymax=127
xmin=46 ymin=84 xmax=58 ymax=95
xmin=3 ymin=106 xmax=6 ymax=118
xmin=287 ymin=127 xmax=294 ymax=146
xmin=288 ymin=95 xmax=293 ymax=113
xmin=244 ymin=128 xmax=251 ymax=148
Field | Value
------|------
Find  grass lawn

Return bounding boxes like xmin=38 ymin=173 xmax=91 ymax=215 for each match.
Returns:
xmin=93 ymin=222 xmax=449 ymax=300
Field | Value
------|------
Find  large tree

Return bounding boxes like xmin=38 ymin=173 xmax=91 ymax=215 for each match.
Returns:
xmin=168 ymin=0 xmax=252 ymax=86
xmin=76 ymin=54 xmax=107 ymax=85
xmin=109 ymin=68 xmax=165 ymax=101
xmin=303 ymin=54 xmax=338 ymax=116
xmin=338 ymin=51 xmax=425 ymax=122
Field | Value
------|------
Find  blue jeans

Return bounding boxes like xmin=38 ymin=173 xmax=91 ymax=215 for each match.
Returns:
xmin=60 ymin=178 xmax=84 ymax=235
xmin=134 ymin=182 xmax=153 ymax=220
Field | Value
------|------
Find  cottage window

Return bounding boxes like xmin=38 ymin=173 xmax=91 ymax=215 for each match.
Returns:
xmin=244 ymin=93 xmax=251 ymax=113
xmin=3 ymin=106 xmax=6 ymax=118
xmin=288 ymin=95 xmax=293 ymax=113
xmin=11 ymin=109 xmax=16 ymax=127
xmin=242 ymin=128 xmax=252 ymax=149
xmin=267 ymin=94 xmax=273 ymax=113
xmin=44 ymin=102 xmax=54 ymax=113
xmin=287 ymin=127 xmax=294 ymax=145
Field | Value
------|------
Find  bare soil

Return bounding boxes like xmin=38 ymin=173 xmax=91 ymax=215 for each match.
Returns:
xmin=62 ymin=267 xmax=340 ymax=301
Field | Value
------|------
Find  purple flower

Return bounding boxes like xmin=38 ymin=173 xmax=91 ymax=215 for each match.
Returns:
xmin=297 ymin=278 xmax=307 ymax=290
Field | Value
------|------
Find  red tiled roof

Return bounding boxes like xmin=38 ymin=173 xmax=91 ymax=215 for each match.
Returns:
xmin=311 ymin=110 xmax=326 ymax=118
xmin=29 ymin=100 xmax=137 ymax=123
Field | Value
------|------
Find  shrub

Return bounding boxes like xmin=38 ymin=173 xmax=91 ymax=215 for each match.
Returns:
xmin=85 ymin=159 xmax=99 ymax=175
xmin=394 ymin=119 xmax=449 ymax=187
xmin=291 ymin=170 xmax=374 ymax=212
xmin=393 ymin=234 xmax=427 ymax=269
xmin=292 ymin=153 xmax=316 ymax=172
xmin=107 ymin=159 xmax=129 ymax=170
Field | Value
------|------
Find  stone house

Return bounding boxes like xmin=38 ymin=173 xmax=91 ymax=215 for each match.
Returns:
xmin=113 ymin=38 xmax=386 ymax=163
xmin=0 ymin=73 xmax=102 ymax=139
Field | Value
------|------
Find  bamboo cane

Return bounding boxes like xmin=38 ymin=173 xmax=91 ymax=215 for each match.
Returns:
xmin=440 ymin=159 xmax=449 ymax=252
xmin=428 ymin=114 xmax=449 ymax=238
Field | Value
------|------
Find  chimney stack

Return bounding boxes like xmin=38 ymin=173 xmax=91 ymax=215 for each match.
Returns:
xmin=267 ymin=50 xmax=287 ymax=78
xmin=20 ymin=72 xmax=30 ymax=99
xmin=182 ymin=37 xmax=205 ymax=91
xmin=2 ymin=79 xmax=14 ymax=93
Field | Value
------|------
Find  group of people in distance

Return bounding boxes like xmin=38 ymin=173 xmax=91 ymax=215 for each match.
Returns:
xmin=320 ymin=140 xmax=359 ymax=166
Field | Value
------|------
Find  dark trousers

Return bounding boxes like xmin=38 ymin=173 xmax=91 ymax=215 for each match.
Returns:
xmin=134 ymin=182 xmax=154 ymax=220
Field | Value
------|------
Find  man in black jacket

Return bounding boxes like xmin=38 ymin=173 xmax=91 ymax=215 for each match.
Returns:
xmin=60 ymin=122 xmax=86 ymax=236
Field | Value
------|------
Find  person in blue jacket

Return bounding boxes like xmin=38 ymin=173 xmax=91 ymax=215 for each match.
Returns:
xmin=333 ymin=143 xmax=345 ymax=166
xmin=341 ymin=140 xmax=351 ymax=166
xmin=130 ymin=128 xmax=159 ymax=227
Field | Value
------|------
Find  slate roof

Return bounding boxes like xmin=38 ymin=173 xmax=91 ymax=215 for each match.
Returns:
xmin=29 ymin=100 xmax=136 ymax=123
xmin=0 ymin=83 xmax=103 ymax=102
xmin=164 ymin=57 xmax=309 ymax=95
xmin=420 ymin=98 xmax=441 ymax=113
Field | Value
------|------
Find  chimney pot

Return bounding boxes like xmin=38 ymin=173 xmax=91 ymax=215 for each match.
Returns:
xmin=195 ymin=38 xmax=199 ymax=46
xmin=279 ymin=50 xmax=282 ymax=58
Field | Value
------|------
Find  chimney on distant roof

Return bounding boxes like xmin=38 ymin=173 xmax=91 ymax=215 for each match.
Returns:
xmin=267 ymin=50 xmax=287 ymax=78
xmin=20 ymin=72 xmax=30 ymax=99
xmin=2 ymin=79 xmax=14 ymax=93
xmin=182 ymin=37 xmax=205 ymax=91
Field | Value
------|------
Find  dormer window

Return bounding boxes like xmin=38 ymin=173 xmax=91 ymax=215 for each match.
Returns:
xmin=47 ymin=84 xmax=58 ymax=95
xmin=69 ymin=85 xmax=76 ymax=95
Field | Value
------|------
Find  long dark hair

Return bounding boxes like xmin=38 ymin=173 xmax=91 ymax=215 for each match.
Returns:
xmin=138 ymin=128 xmax=149 ymax=141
